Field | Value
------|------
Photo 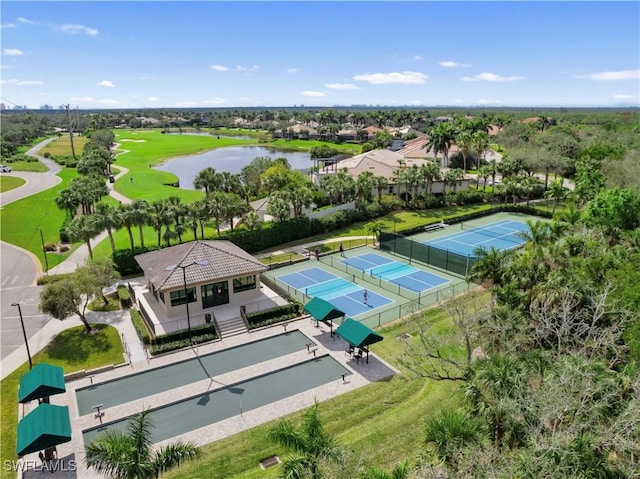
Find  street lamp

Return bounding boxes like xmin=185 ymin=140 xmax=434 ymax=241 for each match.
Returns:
xmin=36 ymin=227 xmax=49 ymax=275
xmin=11 ymin=303 xmax=32 ymax=370
xmin=165 ymin=260 xmax=209 ymax=345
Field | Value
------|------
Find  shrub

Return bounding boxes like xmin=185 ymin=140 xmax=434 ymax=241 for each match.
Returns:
xmin=44 ymin=242 xmax=57 ymax=252
xmin=43 ymin=152 xmax=51 ymax=158
xmin=149 ymin=324 xmax=218 ymax=355
xmin=130 ymin=309 xmax=151 ymax=345
xmin=246 ymin=304 xmax=300 ymax=330
xmin=59 ymin=244 xmax=70 ymax=252
xmin=117 ymin=284 xmax=131 ymax=308
xmin=112 ymin=246 xmax=158 ymax=276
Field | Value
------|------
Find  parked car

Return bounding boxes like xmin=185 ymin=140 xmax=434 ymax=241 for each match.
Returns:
xmin=0 ymin=165 xmax=12 ymax=173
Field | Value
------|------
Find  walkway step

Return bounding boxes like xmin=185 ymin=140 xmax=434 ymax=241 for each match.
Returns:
xmin=216 ymin=317 xmax=248 ymax=338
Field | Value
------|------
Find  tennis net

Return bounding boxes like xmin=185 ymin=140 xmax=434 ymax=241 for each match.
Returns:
xmin=460 ymin=223 xmax=524 ymax=243
xmin=305 ymin=279 xmax=350 ymax=297
xmin=369 ymin=262 xmax=411 ymax=278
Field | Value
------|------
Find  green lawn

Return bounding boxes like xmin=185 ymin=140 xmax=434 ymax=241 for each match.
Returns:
xmin=39 ymin=136 xmax=89 ymax=157
xmin=0 ymin=176 xmax=26 ymax=193
xmin=2 ymin=161 xmax=49 ymax=173
xmin=0 ymin=168 xmax=81 ymax=269
xmin=163 ymin=292 xmax=486 ymax=478
xmin=0 ymin=324 xmax=124 ymax=479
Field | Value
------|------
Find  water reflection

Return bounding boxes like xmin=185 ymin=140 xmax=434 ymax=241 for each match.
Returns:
xmin=154 ymin=146 xmax=312 ymax=190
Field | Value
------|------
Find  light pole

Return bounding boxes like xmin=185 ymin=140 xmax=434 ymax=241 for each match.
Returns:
xmin=165 ymin=260 xmax=209 ymax=345
xmin=11 ymin=303 xmax=32 ymax=370
xmin=37 ymin=227 xmax=49 ymax=275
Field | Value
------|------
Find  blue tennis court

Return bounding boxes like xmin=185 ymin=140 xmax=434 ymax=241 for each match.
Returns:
xmin=341 ymin=252 xmax=450 ymax=293
xmin=424 ymin=219 xmax=529 ymax=256
xmin=277 ymin=267 xmax=392 ymax=317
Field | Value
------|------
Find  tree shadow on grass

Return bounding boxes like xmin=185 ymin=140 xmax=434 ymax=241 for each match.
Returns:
xmin=44 ymin=324 xmax=113 ymax=365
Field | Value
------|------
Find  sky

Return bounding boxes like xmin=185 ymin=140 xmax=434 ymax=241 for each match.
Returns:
xmin=1 ymin=1 xmax=639 ymax=109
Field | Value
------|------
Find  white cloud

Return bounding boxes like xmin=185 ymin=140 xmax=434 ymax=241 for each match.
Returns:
xmin=613 ymin=94 xmax=635 ymax=99
xmin=477 ymin=99 xmax=503 ymax=105
xmin=71 ymin=96 xmax=94 ymax=102
xmin=1 ymin=23 xmax=16 ymax=29
xmin=3 ymin=48 xmax=24 ymax=56
xmin=301 ymin=91 xmax=326 ymax=97
xmin=414 ymin=55 xmax=422 ymax=61
xmin=236 ymin=64 xmax=259 ymax=72
xmin=17 ymin=17 xmax=35 ymax=24
xmin=148 ymin=97 xmax=159 ymax=101
xmin=139 ymin=74 xmax=155 ymax=80
xmin=324 ymin=83 xmax=359 ymax=90
xmin=210 ymin=65 xmax=229 ymax=72
xmin=287 ymin=67 xmax=299 ymax=74
xmin=353 ymin=71 xmax=428 ymax=85
xmin=462 ymin=72 xmax=525 ymax=82
xmin=575 ymin=69 xmax=640 ymax=81
xmin=175 ymin=101 xmax=198 ymax=107
xmin=60 ymin=24 xmax=98 ymax=36
xmin=440 ymin=61 xmax=471 ymax=68
xmin=0 ymin=79 xmax=42 ymax=85
xmin=409 ymin=100 xmax=424 ymax=105
xmin=204 ymin=98 xmax=226 ymax=104
xmin=98 ymin=99 xmax=119 ymax=104
xmin=97 ymin=80 xmax=115 ymax=88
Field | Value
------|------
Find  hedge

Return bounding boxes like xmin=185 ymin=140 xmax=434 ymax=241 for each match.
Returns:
xmin=150 ymin=323 xmax=218 ymax=349
xmin=130 ymin=308 xmax=151 ymax=345
xmin=246 ymin=304 xmax=300 ymax=330
xmin=111 ymin=246 xmax=159 ymax=276
xmin=117 ymin=284 xmax=132 ymax=308
xmin=149 ymin=333 xmax=218 ymax=355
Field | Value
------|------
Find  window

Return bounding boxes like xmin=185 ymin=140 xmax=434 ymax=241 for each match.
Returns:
xmin=170 ymin=287 xmax=196 ymax=307
xmin=233 ymin=275 xmax=256 ymax=293
xmin=201 ymin=281 xmax=229 ymax=308
xmin=159 ymin=292 xmax=165 ymax=304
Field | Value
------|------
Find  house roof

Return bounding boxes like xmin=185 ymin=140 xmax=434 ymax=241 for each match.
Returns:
xmin=135 ymin=241 xmax=266 ymax=292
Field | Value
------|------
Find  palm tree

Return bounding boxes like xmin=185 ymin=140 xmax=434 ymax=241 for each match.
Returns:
xmin=517 ymin=219 xmax=551 ymax=251
xmin=362 ymin=460 xmax=409 ymax=479
xmin=477 ymin=165 xmax=493 ymax=191
xmin=193 ymin=167 xmax=220 ymax=196
xmin=118 ymin=203 xmax=137 ymax=250
xmin=544 ymin=178 xmax=568 ymax=215
xmin=355 ymin=171 xmax=375 ymax=208
xmin=268 ymin=401 xmax=340 ymax=479
xmin=85 ymin=409 xmax=199 ymax=479
xmin=66 ymin=215 xmax=101 ymax=259
xmin=426 ymin=122 xmax=455 ymax=168
xmin=147 ymin=200 xmax=172 ymax=246
xmin=419 ymin=161 xmax=441 ymax=196
xmin=373 ymin=175 xmax=388 ymax=204
xmin=456 ymin=131 xmax=472 ymax=173
xmin=467 ymin=247 xmax=512 ymax=288
xmin=365 ymin=221 xmax=384 ymax=245
xmin=94 ymin=203 xmax=120 ymax=255
xmin=424 ymin=409 xmax=485 ymax=468
xmin=130 ymin=199 xmax=149 ymax=249
xmin=471 ymin=131 xmax=490 ymax=172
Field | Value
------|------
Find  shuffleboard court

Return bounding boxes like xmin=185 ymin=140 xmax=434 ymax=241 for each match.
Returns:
xmin=277 ymin=267 xmax=393 ymax=317
xmin=341 ymin=252 xmax=450 ymax=293
xmin=424 ymin=219 xmax=529 ymax=257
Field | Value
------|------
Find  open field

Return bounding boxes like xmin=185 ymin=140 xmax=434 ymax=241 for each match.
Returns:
xmin=0 ymin=324 xmax=124 ymax=479
xmin=39 ymin=136 xmax=89 ymax=157
xmin=0 ymin=176 xmax=26 ymax=193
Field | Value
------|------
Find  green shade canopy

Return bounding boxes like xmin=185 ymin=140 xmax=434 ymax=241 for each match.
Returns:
xmin=303 ymin=297 xmax=345 ymax=323
xmin=18 ymin=363 xmax=66 ymax=403
xmin=335 ymin=318 xmax=384 ymax=349
xmin=17 ymin=404 xmax=71 ymax=457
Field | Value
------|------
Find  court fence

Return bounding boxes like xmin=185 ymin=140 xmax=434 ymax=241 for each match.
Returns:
xmin=263 ymin=260 xmax=471 ymax=329
xmin=379 ymin=231 xmax=476 ymax=277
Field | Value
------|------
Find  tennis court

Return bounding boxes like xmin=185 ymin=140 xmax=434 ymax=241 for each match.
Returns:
xmin=424 ymin=219 xmax=529 ymax=257
xmin=340 ymin=252 xmax=450 ymax=293
xmin=277 ymin=267 xmax=392 ymax=317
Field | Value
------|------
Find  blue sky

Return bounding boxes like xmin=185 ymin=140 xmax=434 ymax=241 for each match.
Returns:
xmin=1 ymin=1 xmax=639 ymax=109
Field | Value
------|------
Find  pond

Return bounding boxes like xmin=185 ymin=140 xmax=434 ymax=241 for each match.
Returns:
xmin=154 ymin=146 xmax=313 ymax=190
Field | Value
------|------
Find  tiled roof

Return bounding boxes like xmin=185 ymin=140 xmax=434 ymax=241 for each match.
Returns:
xmin=135 ymin=241 xmax=266 ymax=292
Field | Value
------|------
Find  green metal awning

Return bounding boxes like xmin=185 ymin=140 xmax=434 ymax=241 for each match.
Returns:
xmin=335 ymin=318 xmax=384 ymax=349
xmin=17 ymin=403 xmax=71 ymax=457
xmin=303 ymin=297 xmax=345 ymax=322
xmin=18 ymin=363 xmax=66 ymax=403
